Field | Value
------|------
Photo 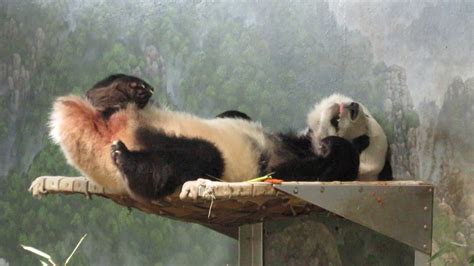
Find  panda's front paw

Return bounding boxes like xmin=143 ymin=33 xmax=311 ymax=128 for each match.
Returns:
xmin=111 ymin=140 xmax=128 ymax=166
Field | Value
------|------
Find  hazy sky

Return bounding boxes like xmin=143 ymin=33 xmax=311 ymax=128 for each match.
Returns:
xmin=328 ymin=0 xmax=474 ymax=106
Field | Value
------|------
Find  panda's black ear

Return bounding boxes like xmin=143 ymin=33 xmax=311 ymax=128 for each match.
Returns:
xmin=216 ymin=110 xmax=252 ymax=121
xmin=352 ymin=135 xmax=370 ymax=154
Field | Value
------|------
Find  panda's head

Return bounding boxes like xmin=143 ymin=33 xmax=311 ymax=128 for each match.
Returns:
xmin=307 ymin=94 xmax=369 ymax=155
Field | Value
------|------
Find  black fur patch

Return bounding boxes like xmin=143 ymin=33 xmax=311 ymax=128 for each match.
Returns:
xmin=330 ymin=117 xmax=339 ymax=131
xmin=86 ymin=74 xmax=154 ymax=117
xmin=377 ymin=145 xmax=393 ymax=181
xmin=91 ymin=74 xmax=130 ymax=89
xmin=277 ymin=132 xmax=314 ymax=159
xmin=352 ymin=135 xmax=393 ymax=180
xmin=352 ymin=134 xmax=370 ymax=154
xmin=216 ymin=110 xmax=252 ymax=121
xmin=273 ymin=136 xmax=359 ymax=181
xmin=112 ymin=127 xmax=225 ymax=200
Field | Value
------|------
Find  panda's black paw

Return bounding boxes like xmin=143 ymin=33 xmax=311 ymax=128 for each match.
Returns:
xmin=352 ymin=134 xmax=370 ymax=154
xmin=130 ymin=81 xmax=154 ymax=109
xmin=111 ymin=140 xmax=128 ymax=166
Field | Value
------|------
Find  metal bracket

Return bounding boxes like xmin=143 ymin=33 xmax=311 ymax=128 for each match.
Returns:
xmin=275 ymin=181 xmax=434 ymax=255
xmin=239 ymin=223 xmax=263 ymax=266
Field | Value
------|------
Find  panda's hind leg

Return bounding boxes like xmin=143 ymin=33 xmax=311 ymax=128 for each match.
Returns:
xmin=110 ymin=128 xmax=226 ymax=201
xmin=110 ymin=140 xmax=168 ymax=200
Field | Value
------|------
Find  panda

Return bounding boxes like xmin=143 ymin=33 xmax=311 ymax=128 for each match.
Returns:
xmin=306 ymin=93 xmax=393 ymax=181
xmin=214 ymin=110 xmax=362 ymax=181
xmin=110 ymin=127 xmax=361 ymax=201
xmin=215 ymin=109 xmax=364 ymax=181
xmin=50 ymin=74 xmax=362 ymax=202
xmin=50 ymin=95 xmax=282 ymax=199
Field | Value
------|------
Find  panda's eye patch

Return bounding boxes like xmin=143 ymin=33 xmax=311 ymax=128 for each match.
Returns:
xmin=330 ymin=116 xmax=339 ymax=131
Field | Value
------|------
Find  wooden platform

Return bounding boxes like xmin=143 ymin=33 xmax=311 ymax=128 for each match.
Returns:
xmin=29 ymin=176 xmax=319 ymax=238
xmin=29 ymin=176 xmax=432 ymax=246
xmin=29 ymin=176 xmax=434 ymax=264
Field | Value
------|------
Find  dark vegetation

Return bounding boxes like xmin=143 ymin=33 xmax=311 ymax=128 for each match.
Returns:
xmin=0 ymin=1 xmax=416 ymax=265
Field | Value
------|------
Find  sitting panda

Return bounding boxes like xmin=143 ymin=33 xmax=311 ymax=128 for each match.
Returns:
xmin=50 ymin=75 xmax=362 ymax=202
xmin=306 ymin=94 xmax=393 ymax=181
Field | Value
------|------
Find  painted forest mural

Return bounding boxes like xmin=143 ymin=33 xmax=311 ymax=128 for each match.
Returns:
xmin=0 ymin=1 xmax=473 ymax=265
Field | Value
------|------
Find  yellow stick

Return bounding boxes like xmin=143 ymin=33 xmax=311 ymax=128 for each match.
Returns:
xmin=245 ymin=173 xmax=274 ymax=182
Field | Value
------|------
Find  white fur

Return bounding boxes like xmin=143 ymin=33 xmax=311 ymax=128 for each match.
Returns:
xmin=49 ymin=109 xmax=63 ymax=144
xmin=307 ymin=93 xmax=388 ymax=181
xmin=49 ymin=96 xmax=279 ymax=195
xmin=49 ymin=96 xmax=128 ymax=193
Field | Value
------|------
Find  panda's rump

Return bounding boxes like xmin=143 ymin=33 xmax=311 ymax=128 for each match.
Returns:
xmin=49 ymin=96 xmax=129 ymax=193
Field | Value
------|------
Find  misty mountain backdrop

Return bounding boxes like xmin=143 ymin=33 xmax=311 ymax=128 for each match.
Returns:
xmin=0 ymin=1 xmax=472 ymax=265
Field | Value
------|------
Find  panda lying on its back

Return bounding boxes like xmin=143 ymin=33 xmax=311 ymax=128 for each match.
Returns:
xmin=306 ymin=94 xmax=393 ymax=181
xmin=50 ymin=74 xmax=363 ymax=202
xmin=108 ymin=108 xmax=360 ymax=201
xmin=50 ymin=95 xmax=279 ymax=200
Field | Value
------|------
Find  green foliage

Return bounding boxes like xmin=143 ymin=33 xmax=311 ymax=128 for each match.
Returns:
xmin=1 ymin=142 xmax=236 ymax=265
xmin=0 ymin=97 xmax=7 ymax=139
xmin=0 ymin=0 xmax=436 ymax=265
xmin=101 ymin=43 xmax=140 ymax=74
xmin=175 ymin=1 xmax=378 ymax=130
xmin=430 ymin=198 xmax=472 ymax=265
xmin=405 ymin=110 xmax=421 ymax=129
